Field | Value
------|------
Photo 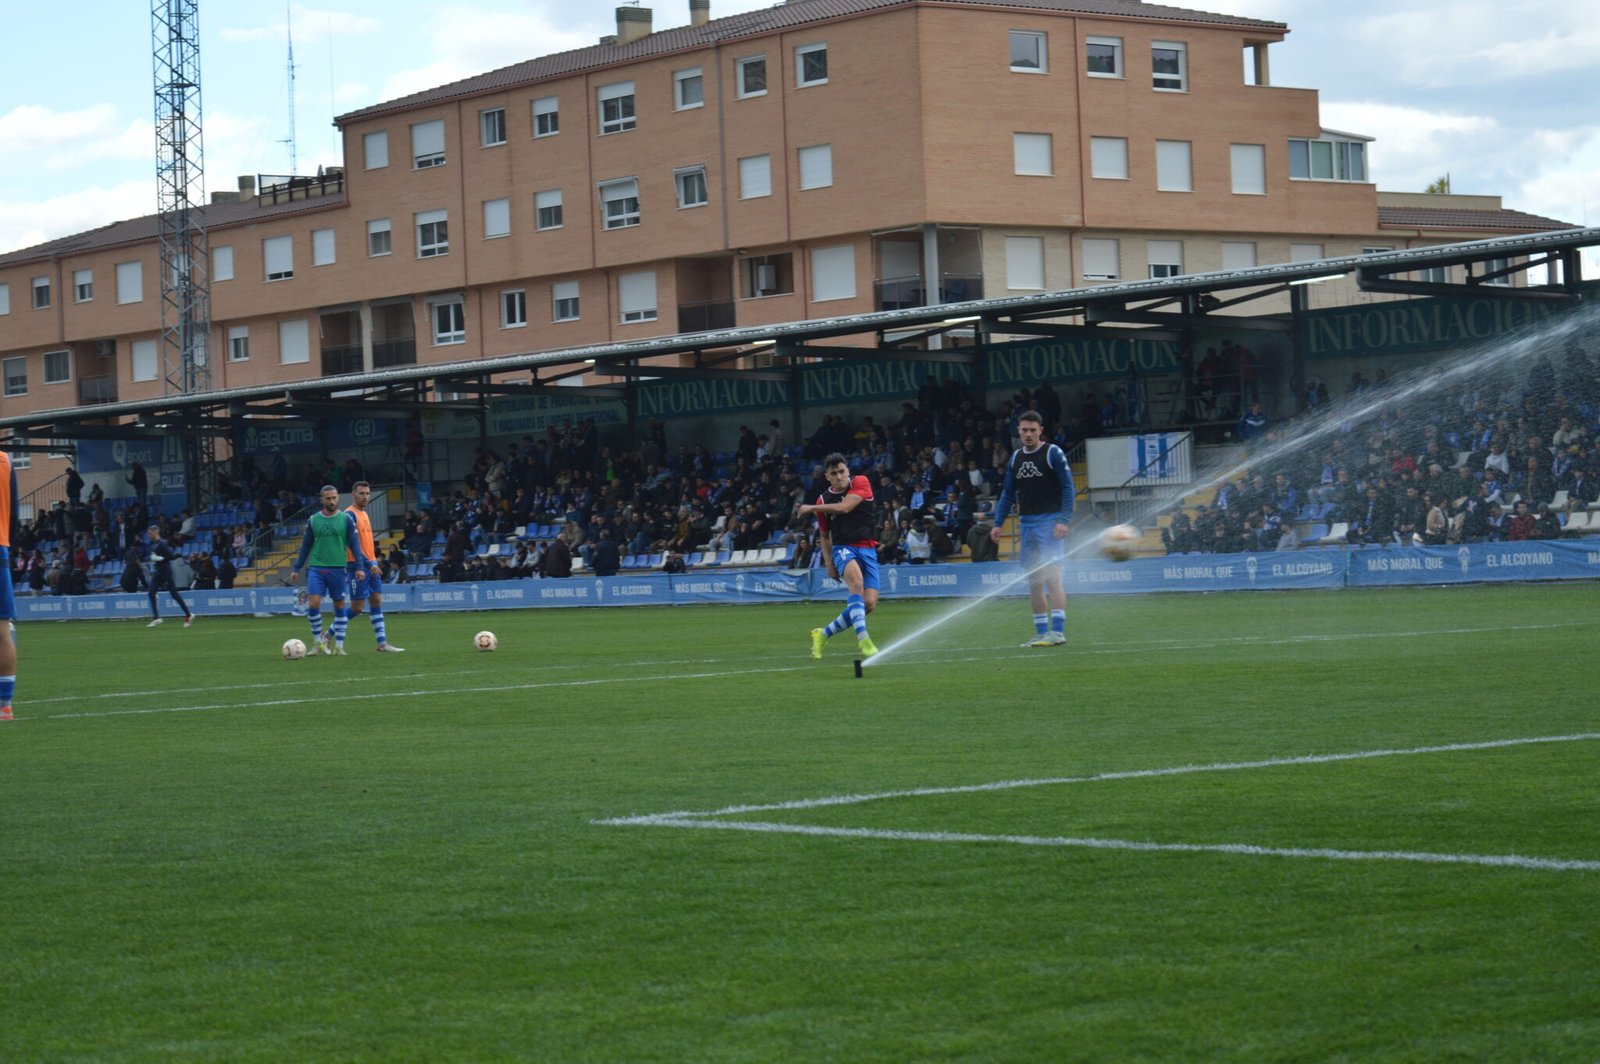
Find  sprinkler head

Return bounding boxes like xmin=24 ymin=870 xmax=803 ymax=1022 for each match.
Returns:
xmin=853 ymin=659 xmax=864 ymax=678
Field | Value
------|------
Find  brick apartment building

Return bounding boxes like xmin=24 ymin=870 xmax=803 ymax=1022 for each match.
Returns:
xmin=0 ymin=0 xmax=1569 ymax=502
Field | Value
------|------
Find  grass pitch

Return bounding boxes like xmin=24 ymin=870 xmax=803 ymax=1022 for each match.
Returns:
xmin=5 ymin=584 xmax=1600 ymax=1061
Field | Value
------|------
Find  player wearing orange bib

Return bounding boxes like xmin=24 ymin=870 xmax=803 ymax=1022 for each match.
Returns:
xmin=0 ymin=449 xmax=17 ymax=720
xmin=345 ymin=481 xmax=404 ymax=653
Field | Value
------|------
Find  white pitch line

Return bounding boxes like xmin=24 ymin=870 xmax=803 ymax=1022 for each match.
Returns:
xmin=598 ymin=732 xmax=1600 ymax=823
xmin=629 ymin=818 xmax=1600 ymax=873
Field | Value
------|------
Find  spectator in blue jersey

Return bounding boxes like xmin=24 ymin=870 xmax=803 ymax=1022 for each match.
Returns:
xmin=990 ymin=410 xmax=1074 ymax=647
xmin=799 ymin=453 xmax=881 ymax=659
xmin=144 ymin=526 xmax=195 ymax=629
xmin=1238 ymin=400 xmax=1269 ymax=442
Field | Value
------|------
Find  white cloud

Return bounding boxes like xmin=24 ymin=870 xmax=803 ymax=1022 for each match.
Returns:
xmin=0 ymin=179 xmax=155 ymax=256
xmin=0 ymin=104 xmax=150 ymax=169
xmin=219 ymin=5 xmax=381 ymax=43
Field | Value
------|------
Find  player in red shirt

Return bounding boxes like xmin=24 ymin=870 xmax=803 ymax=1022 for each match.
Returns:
xmin=797 ymin=453 xmax=880 ymax=659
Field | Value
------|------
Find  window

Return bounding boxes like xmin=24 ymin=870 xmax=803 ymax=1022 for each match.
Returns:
xmin=618 ymin=271 xmax=657 ymax=323
xmin=212 ymin=245 xmax=234 ymax=281
xmin=1005 ymin=236 xmax=1045 ymax=290
xmin=483 ymin=198 xmax=511 ymax=238
xmin=1010 ymin=31 xmax=1046 ymax=73
xmin=0 ymin=284 xmax=9 ymax=314
xmin=416 ymin=209 xmax=449 ymax=257
xmin=1362 ymin=245 xmax=1394 ymax=256
xmin=1230 ymin=143 xmax=1266 ymax=195
xmin=1419 ymin=265 xmax=1449 ymax=283
xmin=599 ymin=178 xmax=641 ymax=229
xmin=598 ymin=81 xmax=636 ymax=134
xmin=798 ymin=144 xmax=833 ymax=189
xmin=675 ymin=166 xmax=708 ymax=208
xmin=1147 ymin=240 xmax=1183 ymax=278
xmin=552 ymin=281 xmax=580 ymax=321
xmin=74 ymin=268 xmax=93 ymax=302
xmin=43 ymin=349 xmax=70 ymax=385
xmin=32 ymin=276 xmax=50 ymax=309
xmin=1155 ymin=140 xmax=1192 ymax=192
xmin=1013 ymin=133 xmax=1052 ymax=176
xmin=1090 ymin=136 xmax=1128 ymax=180
xmin=1288 ymin=136 xmax=1367 ymax=182
xmin=227 ymin=325 xmax=250 ymax=362
xmin=263 ymin=235 xmax=294 ymax=281
xmin=1482 ymin=257 xmax=1513 ymax=286
xmin=431 ymin=299 xmax=465 ymax=344
xmin=536 ymin=189 xmax=563 ymax=230
xmin=10 ymin=450 xmax=28 ymax=471
xmin=501 ymin=289 xmax=527 ymax=328
xmin=810 ymin=245 xmax=856 ymax=302
xmin=116 ymin=261 xmax=143 ymax=303
xmin=1081 ymin=238 xmax=1119 ymax=281
xmin=736 ymin=55 xmax=767 ymax=98
xmin=796 ymin=43 xmax=828 ymax=86
xmin=481 ymin=107 xmax=506 ymax=147
xmin=532 ymin=96 xmax=559 ymax=137
xmin=1152 ymin=41 xmax=1187 ymax=91
xmin=741 ymin=253 xmax=794 ymax=298
xmin=739 ymin=155 xmax=772 ymax=199
xmin=1086 ymin=35 xmax=1122 ymax=77
xmin=364 ymin=130 xmax=388 ymax=169
xmin=1221 ymin=242 xmax=1257 ymax=270
xmin=411 ymin=119 xmax=445 ymax=168
xmin=674 ymin=68 xmax=704 ymax=110
xmin=131 ymin=339 xmax=158 ymax=381
xmin=368 ymin=219 xmax=392 ymax=256
xmin=312 ymin=228 xmax=336 ymax=266
xmin=3 ymin=357 xmax=26 ymax=396
xmin=1290 ymin=243 xmax=1324 ymax=263
xmin=279 ymin=319 xmax=310 ymax=364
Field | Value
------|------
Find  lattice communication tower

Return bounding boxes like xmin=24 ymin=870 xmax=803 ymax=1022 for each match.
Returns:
xmin=152 ymin=0 xmax=215 ymax=502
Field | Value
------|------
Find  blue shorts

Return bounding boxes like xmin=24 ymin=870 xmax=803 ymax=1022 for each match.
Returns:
xmin=306 ymin=566 xmax=349 ymax=601
xmin=831 ymin=544 xmax=880 ymax=592
xmin=0 ymin=547 xmax=12 ymax=621
xmin=348 ymin=565 xmax=383 ymax=601
xmin=1017 ymin=515 xmax=1066 ymax=572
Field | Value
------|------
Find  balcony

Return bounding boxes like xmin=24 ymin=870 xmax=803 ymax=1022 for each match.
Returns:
xmin=373 ymin=338 xmax=417 ymax=369
xmin=257 ymin=169 xmax=345 ymax=205
xmin=875 ymin=276 xmax=925 ymax=311
xmin=321 ymin=344 xmax=363 ymax=377
xmin=78 ymin=374 xmax=118 ymax=405
xmin=678 ymin=300 xmax=736 ymax=333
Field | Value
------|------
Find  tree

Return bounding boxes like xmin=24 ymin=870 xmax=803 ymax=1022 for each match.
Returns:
xmin=1426 ymin=174 xmax=1452 ymax=194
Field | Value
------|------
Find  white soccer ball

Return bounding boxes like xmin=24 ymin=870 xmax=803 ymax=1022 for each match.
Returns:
xmin=1101 ymin=524 xmax=1141 ymax=562
xmin=474 ymin=630 xmax=498 ymax=652
xmin=282 ymin=638 xmax=308 ymax=660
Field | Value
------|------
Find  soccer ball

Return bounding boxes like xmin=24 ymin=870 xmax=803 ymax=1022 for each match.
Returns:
xmin=474 ymin=630 xmax=498 ymax=652
xmin=282 ymin=638 xmax=308 ymax=660
xmin=1101 ymin=524 xmax=1141 ymax=562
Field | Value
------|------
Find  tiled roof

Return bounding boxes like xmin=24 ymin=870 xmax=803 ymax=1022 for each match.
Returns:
xmin=0 ymin=195 xmax=344 ymax=268
xmin=1377 ymin=206 xmax=1576 ymax=233
xmin=335 ymin=0 xmax=1286 ymax=124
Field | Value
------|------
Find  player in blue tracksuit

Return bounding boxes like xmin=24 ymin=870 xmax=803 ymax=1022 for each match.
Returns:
xmin=990 ymin=410 xmax=1075 ymax=646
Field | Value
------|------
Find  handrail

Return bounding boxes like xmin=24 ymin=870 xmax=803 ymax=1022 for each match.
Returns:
xmin=1110 ymin=430 xmax=1193 ymax=525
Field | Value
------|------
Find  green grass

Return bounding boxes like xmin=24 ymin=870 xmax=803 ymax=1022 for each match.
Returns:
xmin=5 ymin=584 xmax=1600 ymax=1061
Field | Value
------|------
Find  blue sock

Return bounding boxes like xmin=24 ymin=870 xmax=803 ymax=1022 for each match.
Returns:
xmin=848 ymin=594 xmax=868 ymax=639
xmin=824 ymin=607 xmax=851 ymax=639
xmin=1034 ymin=613 xmax=1049 ymax=636
xmin=369 ymin=607 xmax=387 ymax=646
xmin=1051 ymin=609 xmax=1066 ymax=634
xmin=334 ymin=607 xmax=350 ymax=645
xmin=308 ymin=608 xmax=323 ymax=641
xmin=0 ymin=675 xmax=14 ymax=706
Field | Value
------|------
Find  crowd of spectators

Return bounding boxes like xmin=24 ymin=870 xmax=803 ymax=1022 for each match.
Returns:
xmin=392 ymin=377 xmax=1080 ymax=582
xmin=1163 ymin=343 xmax=1600 ymax=554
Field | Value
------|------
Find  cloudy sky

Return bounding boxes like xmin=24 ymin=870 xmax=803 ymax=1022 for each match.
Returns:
xmin=1 ymin=0 xmax=1595 ymax=256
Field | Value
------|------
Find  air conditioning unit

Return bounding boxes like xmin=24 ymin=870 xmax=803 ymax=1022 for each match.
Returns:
xmin=756 ymin=264 xmax=777 ymax=294
xmin=95 ymin=339 xmax=116 ymax=358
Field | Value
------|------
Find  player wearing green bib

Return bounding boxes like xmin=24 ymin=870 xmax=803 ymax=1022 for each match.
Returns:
xmin=289 ymin=485 xmax=377 ymax=655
